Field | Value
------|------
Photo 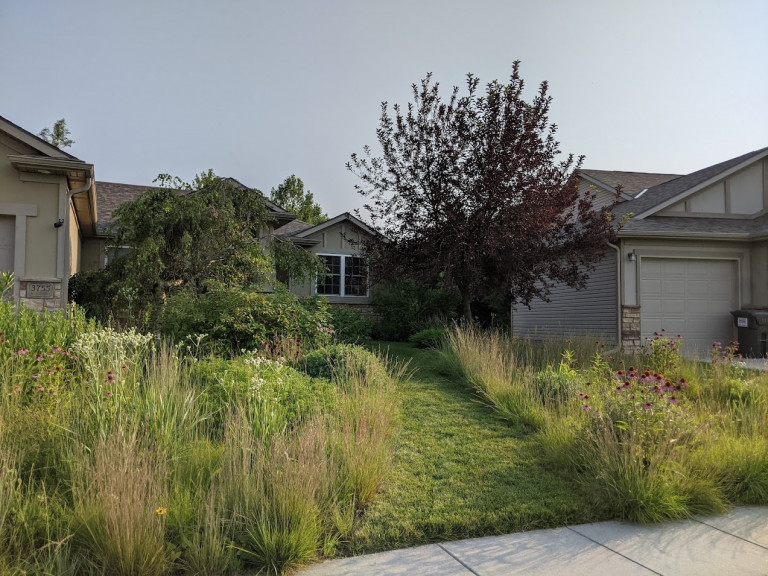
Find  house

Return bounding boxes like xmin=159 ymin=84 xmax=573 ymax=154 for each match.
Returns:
xmin=0 ymin=115 xmax=97 ymax=310
xmin=512 ymin=147 xmax=768 ymax=357
xmin=274 ymin=212 xmax=377 ymax=309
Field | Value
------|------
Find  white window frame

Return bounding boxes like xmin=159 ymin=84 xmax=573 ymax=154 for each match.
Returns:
xmin=315 ymin=253 xmax=369 ymax=297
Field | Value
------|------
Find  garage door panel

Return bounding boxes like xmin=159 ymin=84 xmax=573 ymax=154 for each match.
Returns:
xmin=642 ymin=278 xmax=662 ymax=296
xmin=641 ymin=258 xmax=737 ymax=357
xmin=662 ymin=300 xmax=685 ymax=314
xmin=686 ymin=300 xmax=709 ymax=314
xmin=663 ymin=280 xmax=685 ymax=295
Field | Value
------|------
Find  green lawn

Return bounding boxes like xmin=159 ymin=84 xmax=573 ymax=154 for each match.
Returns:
xmin=349 ymin=342 xmax=603 ymax=554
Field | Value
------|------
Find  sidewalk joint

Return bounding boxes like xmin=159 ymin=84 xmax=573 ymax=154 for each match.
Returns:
xmin=566 ymin=527 xmax=663 ymax=576
xmin=437 ymin=543 xmax=483 ymax=576
xmin=693 ymin=518 xmax=768 ymax=552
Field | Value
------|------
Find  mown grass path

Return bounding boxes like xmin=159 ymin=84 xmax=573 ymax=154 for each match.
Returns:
xmin=349 ymin=342 xmax=604 ymax=554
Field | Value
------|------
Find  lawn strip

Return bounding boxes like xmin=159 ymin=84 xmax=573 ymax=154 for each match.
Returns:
xmin=349 ymin=342 xmax=603 ymax=554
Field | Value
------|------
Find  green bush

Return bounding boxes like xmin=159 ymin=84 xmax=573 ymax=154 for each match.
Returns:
xmin=371 ymin=279 xmax=460 ymax=341
xmin=159 ymin=285 xmax=332 ymax=354
xmin=298 ymin=344 xmax=386 ymax=386
xmin=408 ymin=328 xmax=448 ymax=349
xmin=329 ymin=306 xmax=373 ymax=344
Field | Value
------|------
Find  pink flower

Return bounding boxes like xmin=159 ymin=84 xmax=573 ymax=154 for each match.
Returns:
xmin=14 ymin=348 xmax=29 ymax=355
xmin=582 ymin=404 xmax=592 ymax=411
xmin=37 ymin=386 xmax=45 ymax=392
xmin=106 ymin=371 xmax=115 ymax=383
xmin=643 ymin=402 xmax=653 ymax=410
xmin=667 ymin=396 xmax=678 ymax=403
xmin=35 ymin=354 xmax=43 ymax=362
xmin=12 ymin=386 xmax=20 ymax=393
xmin=106 ymin=392 xmax=113 ymax=398
xmin=52 ymin=346 xmax=61 ymax=353
xmin=31 ymin=373 xmax=40 ymax=379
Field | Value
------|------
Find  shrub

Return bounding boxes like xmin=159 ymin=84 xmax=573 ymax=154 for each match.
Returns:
xmin=298 ymin=344 xmax=386 ymax=386
xmin=159 ymin=285 xmax=333 ymax=354
xmin=329 ymin=306 xmax=373 ymax=344
xmin=408 ymin=328 xmax=448 ymax=349
xmin=371 ymin=278 xmax=460 ymax=341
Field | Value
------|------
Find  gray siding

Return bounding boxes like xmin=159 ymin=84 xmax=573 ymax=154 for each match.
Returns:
xmin=512 ymin=251 xmax=619 ymax=344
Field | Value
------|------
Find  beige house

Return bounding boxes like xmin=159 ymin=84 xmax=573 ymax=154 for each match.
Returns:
xmin=274 ymin=212 xmax=376 ymax=307
xmin=513 ymin=146 xmax=768 ymax=357
xmin=0 ymin=116 xmax=97 ymax=310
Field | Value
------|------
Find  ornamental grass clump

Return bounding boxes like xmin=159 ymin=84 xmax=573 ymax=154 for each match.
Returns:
xmin=71 ymin=426 xmax=169 ymax=576
xmin=540 ymin=338 xmax=729 ymax=523
xmin=443 ymin=325 xmax=546 ymax=430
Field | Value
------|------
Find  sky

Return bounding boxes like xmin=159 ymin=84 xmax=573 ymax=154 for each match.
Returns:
xmin=1 ymin=0 xmax=767 ymax=217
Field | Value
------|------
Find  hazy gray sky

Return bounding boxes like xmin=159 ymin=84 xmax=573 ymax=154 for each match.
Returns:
xmin=2 ymin=0 xmax=766 ymax=216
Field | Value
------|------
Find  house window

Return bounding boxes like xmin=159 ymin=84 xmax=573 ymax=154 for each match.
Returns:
xmin=104 ymin=245 xmax=131 ymax=266
xmin=317 ymin=255 xmax=367 ymax=296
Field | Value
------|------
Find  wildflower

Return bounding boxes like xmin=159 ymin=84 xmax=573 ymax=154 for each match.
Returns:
xmin=31 ymin=373 xmax=40 ymax=379
xmin=106 ymin=392 xmax=113 ymax=398
xmin=121 ymin=365 xmax=127 ymax=370
xmin=667 ymin=396 xmax=678 ymax=403
xmin=155 ymin=507 xmax=167 ymax=515
xmin=35 ymin=354 xmax=43 ymax=362
xmin=643 ymin=402 xmax=653 ymax=410
xmin=52 ymin=346 xmax=61 ymax=353
xmin=37 ymin=386 xmax=45 ymax=392
xmin=12 ymin=386 xmax=20 ymax=393
xmin=106 ymin=371 xmax=115 ymax=383
xmin=582 ymin=404 xmax=591 ymax=411
xmin=14 ymin=348 xmax=29 ymax=355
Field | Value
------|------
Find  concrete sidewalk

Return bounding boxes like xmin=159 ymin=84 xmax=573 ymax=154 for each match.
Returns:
xmin=298 ymin=507 xmax=768 ymax=576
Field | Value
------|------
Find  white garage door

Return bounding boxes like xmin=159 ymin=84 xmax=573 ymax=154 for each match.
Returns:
xmin=640 ymin=258 xmax=738 ymax=357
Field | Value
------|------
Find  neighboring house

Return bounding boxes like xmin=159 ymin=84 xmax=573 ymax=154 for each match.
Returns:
xmin=0 ymin=116 xmax=97 ymax=310
xmin=274 ymin=212 xmax=377 ymax=309
xmin=84 ymin=178 xmax=298 ymax=270
xmin=513 ymin=147 xmax=768 ymax=357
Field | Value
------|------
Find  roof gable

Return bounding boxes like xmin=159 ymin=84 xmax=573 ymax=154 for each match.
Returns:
xmin=579 ymin=169 xmax=680 ymax=199
xmin=0 ymin=115 xmax=80 ymax=160
xmin=616 ymin=147 xmax=768 ymax=220
xmin=293 ymin=212 xmax=379 ymax=239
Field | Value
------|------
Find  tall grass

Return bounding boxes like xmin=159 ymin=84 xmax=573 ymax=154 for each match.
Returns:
xmin=442 ymin=325 xmax=546 ymax=430
xmin=71 ymin=425 xmax=169 ymax=576
xmin=444 ymin=324 xmax=768 ymax=523
xmin=0 ymin=303 xmax=401 ymax=574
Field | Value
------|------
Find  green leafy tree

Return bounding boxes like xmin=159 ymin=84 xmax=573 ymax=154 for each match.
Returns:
xmin=70 ymin=171 xmax=323 ymax=324
xmin=349 ymin=62 xmax=618 ymax=321
xmin=270 ymin=175 xmax=328 ymax=224
xmin=38 ymin=118 xmax=74 ymax=148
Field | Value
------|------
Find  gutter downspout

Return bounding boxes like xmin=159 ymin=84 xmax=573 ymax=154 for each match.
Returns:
xmin=606 ymin=242 xmax=622 ymax=354
xmin=62 ymin=176 xmax=92 ymax=307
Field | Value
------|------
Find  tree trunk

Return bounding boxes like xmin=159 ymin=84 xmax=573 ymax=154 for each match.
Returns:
xmin=460 ymin=286 xmax=472 ymax=323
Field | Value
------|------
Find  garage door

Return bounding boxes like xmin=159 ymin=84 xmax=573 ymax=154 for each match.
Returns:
xmin=640 ymin=258 xmax=738 ymax=357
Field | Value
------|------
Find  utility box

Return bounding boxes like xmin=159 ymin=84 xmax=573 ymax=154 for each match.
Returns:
xmin=731 ymin=310 xmax=768 ymax=358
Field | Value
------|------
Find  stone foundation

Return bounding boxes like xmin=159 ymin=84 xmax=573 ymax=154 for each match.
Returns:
xmin=19 ymin=280 xmax=63 ymax=311
xmin=621 ymin=305 xmax=641 ymax=354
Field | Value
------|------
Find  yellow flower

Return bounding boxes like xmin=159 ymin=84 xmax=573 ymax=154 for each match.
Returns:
xmin=155 ymin=507 xmax=167 ymax=516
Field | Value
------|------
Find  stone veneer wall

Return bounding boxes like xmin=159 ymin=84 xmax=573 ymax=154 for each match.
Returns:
xmin=19 ymin=280 xmax=63 ymax=311
xmin=621 ymin=305 xmax=641 ymax=353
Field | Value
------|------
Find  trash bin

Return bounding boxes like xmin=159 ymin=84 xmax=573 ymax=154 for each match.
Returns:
xmin=731 ymin=310 xmax=768 ymax=358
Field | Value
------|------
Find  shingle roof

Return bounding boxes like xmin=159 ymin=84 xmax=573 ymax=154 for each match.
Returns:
xmin=621 ymin=213 xmax=768 ymax=237
xmin=273 ymin=219 xmax=314 ymax=237
xmin=95 ymin=181 xmax=161 ymax=235
xmin=580 ymin=169 xmax=680 ymax=197
xmin=614 ymin=146 xmax=768 ymax=219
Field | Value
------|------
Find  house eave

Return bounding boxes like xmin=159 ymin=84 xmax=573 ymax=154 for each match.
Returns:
xmin=618 ymin=229 xmax=751 ymax=241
